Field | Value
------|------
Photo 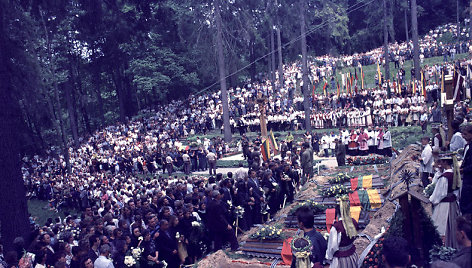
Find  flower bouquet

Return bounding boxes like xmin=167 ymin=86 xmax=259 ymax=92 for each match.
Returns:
xmin=289 ymin=200 xmax=326 ymax=216
xmin=328 ymin=173 xmax=352 ymax=184
xmin=124 ymin=256 xmax=136 ymax=267
xmin=249 ymin=224 xmax=284 ymax=241
xmin=319 ymin=185 xmax=352 ymax=198
xmin=423 ymin=182 xmax=436 ymax=198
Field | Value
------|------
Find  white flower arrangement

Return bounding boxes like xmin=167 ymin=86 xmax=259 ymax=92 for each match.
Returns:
xmin=161 ymin=260 xmax=168 ymax=268
xmin=124 ymin=256 xmax=136 ymax=267
xmin=130 ymin=247 xmax=142 ymax=259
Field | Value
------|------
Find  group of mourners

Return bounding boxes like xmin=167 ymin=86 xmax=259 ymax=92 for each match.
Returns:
xmin=1 ymin=18 xmax=472 ymax=268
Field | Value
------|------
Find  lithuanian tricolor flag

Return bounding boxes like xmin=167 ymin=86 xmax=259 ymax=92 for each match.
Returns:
xmin=269 ymin=130 xmax=278 ymax=153
xmin=323 ymin=81 xmax=328 ymax=96
xmin=260 ymin=138 xmax=271 ymax=162
xmin=377 ymin=61 xmax=382 ymax=86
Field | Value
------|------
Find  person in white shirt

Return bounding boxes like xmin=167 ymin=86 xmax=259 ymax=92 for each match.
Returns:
xmin=94 ymin=244 xmax=114 ymax=268
xmin=207 ymin=150 xmax=217 ymax=175
xmin=366 ymin=127 xmax=375 ymax=154
xmin=419 ymin=137 xmax=433 ymax=187
xmin=321 ymin=134 xmax=330 ymax=157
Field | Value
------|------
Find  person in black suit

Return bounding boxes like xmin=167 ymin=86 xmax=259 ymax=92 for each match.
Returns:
xmin=206 ymin=190 xmax=239 ymax=251
xmin=87 ymin=235 xmax=100 ymax=263
xmin=247 ymin=169 xmax=263 ymax=224
xmin=156 ymin=220 xmax=180 ymax=268
xmin=460 ymin=124 xmax=472 ymax=214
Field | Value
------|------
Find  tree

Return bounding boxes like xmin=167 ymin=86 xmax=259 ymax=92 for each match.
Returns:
xmin=383 ymin=0 xmax=391 ymax=98
xmin=300 ymin=0 xmax=311 ymax=131
xmin=411 ymin=0 xmax=420 ymax=80
xmin=0 ymin=0 xmax=31 ymax=251
xmin=215 ymin=0 xmax=232 ymax=142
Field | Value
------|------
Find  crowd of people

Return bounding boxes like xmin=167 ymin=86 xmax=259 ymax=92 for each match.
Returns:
xmin=0 ymin=20 xmax=472 ymax=268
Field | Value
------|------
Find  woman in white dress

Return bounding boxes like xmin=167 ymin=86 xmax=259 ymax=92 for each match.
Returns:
xmin=325 ymin=198 xmax=358 ymax=268
xmin=429 ymin=154 xmax=460 ymax=248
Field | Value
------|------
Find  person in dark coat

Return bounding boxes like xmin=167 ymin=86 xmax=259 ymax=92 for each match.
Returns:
xmin=460 ymin=124 xmax=472 ymax=214
xmin=451 ymin=214 xmax=471 ymax=268
xmin=206 ymin=190 xmax=239 ymax=251
xmin=335 ymin=138 xmax=346 ymax=167
xmin=156 ymin=220 xmax=180 ymax=268
xmin=291 ymin=207 xmax=327 ymax=268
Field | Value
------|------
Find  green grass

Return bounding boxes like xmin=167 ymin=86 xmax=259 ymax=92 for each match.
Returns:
xmin=28 ymin=199 xmax=79 ymax=226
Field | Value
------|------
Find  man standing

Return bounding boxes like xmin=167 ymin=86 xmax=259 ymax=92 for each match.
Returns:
xmin=156 ymin=219 xmax=180 ymax=268
xmin=94 ymin=244 xmax=114 ymax=268
xmin=182 ymin=150 xmax=191 ymax=175
xmin=301 ymin=143 xmax=313 ymax=184
xmin=206 ymin=190 xmax=239 ymax=251
xmin=286 ymin=132 xmax=294 ymax=151
xmin=383 ymin=126 xmax=392 ymax=157
xmin=419 ymin=137 xmax=433 ymax=187
xmin=451 ymin=215 xmax=471 ymax=268
xmin=335 ymin=139 xmax=346 ymax=167
xmin=165 ymin=154 xmax=173 ymax=176
xmin=207 ymin=150 xmax=217 ymax=175
xmin=460 ymin=124 xmax=472 ymax=214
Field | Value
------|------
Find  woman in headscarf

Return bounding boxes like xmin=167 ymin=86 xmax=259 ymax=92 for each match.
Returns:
xmin=325 ymin=198 xmax=358 ymax=268
xmin=429 ymin=153 xmax=460 ymax=248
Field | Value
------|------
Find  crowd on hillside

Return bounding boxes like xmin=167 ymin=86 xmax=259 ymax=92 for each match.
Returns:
xmin=0 ymin=21 xmax=472 ymax=268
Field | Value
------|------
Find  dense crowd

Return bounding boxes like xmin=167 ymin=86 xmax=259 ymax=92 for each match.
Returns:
xmin=1 ymin=21 xmax=472 ymax=268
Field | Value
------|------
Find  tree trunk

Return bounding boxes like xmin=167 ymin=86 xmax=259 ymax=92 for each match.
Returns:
xmin=39 ymin=8 xmax=71 ymax=173
xmin=74 ymin=64 xmax=92 ymax=135
xmin=66 ymin=63 xmax=79 ymax=146
xmin=470 ymin=0 xmax=472 ymax=42
xmin=64 ymin=82 xmax=79 ymax=147
xmin=215 ymin=0 xmax=232 ymax=142
xmin=411 ymin=0 xmax=420 ymax=80
xmin=457 ymin=0 xmax=460 ymax=44
xmin=404 ymin=2 xmax=409 ymax=44
xmin=300 ymin=0 xmax=311 ymax=131
xmin=93 ymin=61 xmax=106 ymax=127
xmin=0 ymin=5 xmax=31 ymax=251
xmin=111 ymin=67 xmax=127 ymax=123
xmin=276 ymin=0 xmax=284 ymax=91
xmin=388 ymin=0 xmax=396 ymax=43
xmin=270 ymin=22 xmax=276 ymax=92
xmin=384 ymin=0 xmax=391 ymax=98
xmin=250 ymin=35 xmax=256 ymax=82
